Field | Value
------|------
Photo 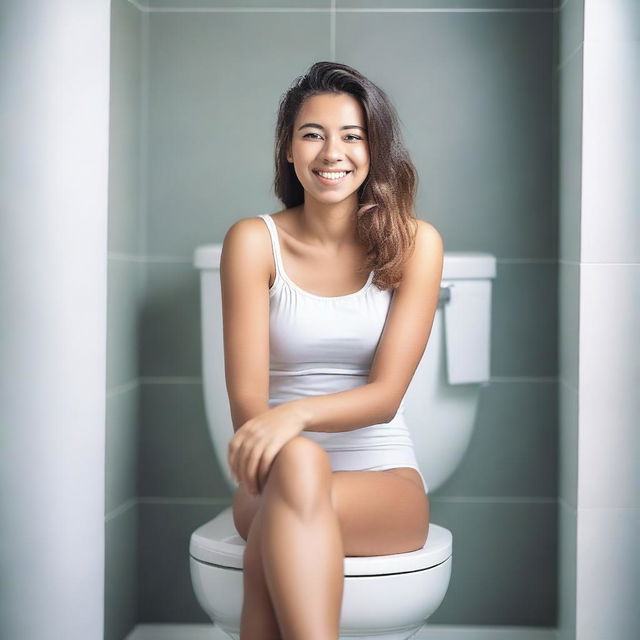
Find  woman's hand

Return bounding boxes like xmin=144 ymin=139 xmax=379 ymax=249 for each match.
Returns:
xmin=228 ymin=401 xmax=308 ymax=497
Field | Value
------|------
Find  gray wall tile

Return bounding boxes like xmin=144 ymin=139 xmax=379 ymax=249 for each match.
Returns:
xmin=140 ymin=261 xmax=200 ymax=377
xmin=106 ymin=384 xmax=140 ymax=513
xmin=141 ymin=0 xmax=330 ymax=9
xmin=559 ymin=0 xmax=584 ymax=67
xmin=558 ymin=50 xmax=583 ymax=265
xmin=491 ymin=261 xmax=558 ymax=377
xmin=107 ymin=258 xmax=146 ymax=388
xmin=145 ymin=11 xmax=329 ymax=256
xmin=108 ymin=0 xmax=144 ymax=257
xmin=139 ymin=382 xmax=228 ymax=498
xmin=557 ymin=500 xmax=577 ymax=640
xmin=558 ymin=377 xmax=578 ymax=509
xmin=138 ymin=502 xmax=230 ymax=623
xmin=556 ymin=1 xmax=583 ymax=637
xmin=339 ymin=1 xmax=553 ymax=8
xmin=429 ymin=499 xmax=557 ymax=625
xmin=105 ymin=504 xmax=139 ymax=640
xmin=437 ymin=381 xmax=558 ymax=498
xmin=336 ymin=10 xmax=554 ymax=260
xmin=106 ymin=3 xmax=146 ymax=638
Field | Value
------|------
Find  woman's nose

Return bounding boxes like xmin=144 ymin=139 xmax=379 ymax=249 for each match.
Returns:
xmin=321 ymin=137 xmax=345 ymax=161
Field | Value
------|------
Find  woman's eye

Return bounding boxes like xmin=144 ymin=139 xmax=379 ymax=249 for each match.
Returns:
xmin=302 ymin=133 xmax=362 ymax=141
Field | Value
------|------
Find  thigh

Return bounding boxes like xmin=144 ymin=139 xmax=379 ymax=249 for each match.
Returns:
xmin=331 ymin=469 xmax=429 ymax=557
xmin=233 ymin=482 xmax=264 ymax=542
xmin=232 ymin=440 xmax=430 ymax=554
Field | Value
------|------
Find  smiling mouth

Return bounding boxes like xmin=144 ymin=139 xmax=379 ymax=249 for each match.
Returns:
xmin=312 ymin=169 xmax=353 ymax=182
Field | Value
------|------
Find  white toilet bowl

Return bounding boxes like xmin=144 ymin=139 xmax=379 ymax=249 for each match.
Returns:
xmin=190 ymin=507 xmax=452 ymax=640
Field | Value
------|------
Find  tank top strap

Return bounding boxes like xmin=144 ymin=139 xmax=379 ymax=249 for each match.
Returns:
xmin=257 ymin=214 xmax=286 ymax=281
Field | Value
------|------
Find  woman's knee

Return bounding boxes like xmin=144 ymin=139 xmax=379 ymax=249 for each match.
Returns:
xmin=266 ymin=437 xmax=333 ymax=514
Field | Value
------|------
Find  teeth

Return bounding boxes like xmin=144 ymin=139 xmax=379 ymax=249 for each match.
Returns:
xmin=317 ymin=171 xmax=348 ymax=179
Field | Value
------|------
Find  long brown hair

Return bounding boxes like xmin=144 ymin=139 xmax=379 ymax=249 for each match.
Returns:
xmin=273 ymin=61 xmax=419 ymax=291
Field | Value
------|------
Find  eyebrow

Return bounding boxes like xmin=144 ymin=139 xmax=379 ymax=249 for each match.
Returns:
xmin=298 ymin=123 xmax=367 ymax=133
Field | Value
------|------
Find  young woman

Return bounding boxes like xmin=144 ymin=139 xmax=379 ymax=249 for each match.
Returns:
xmin=220 ymin=62 xmax=444 ymax=640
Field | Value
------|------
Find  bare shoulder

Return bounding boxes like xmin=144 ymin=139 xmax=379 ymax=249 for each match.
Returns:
xmin=414 ymin=218 xmax=443 ymax=250
xmin=220 ymin=215 xmax=274 ymax=288
xmin=222 ymin=215 xmax=270 ymax=249
xmin=401 ymin=218 xmax=444 ymax=283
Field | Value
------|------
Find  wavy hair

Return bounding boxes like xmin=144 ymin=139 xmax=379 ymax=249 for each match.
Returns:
xmin=273 ymin=61 xmax=419 ymax=291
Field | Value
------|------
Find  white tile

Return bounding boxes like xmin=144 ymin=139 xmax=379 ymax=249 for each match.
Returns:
xmin=579 ymin=264 xmax=640 ymax=509
xmin=581 ymin=38 xmax=640 ymax=264
xmin=586 ymin=0 xmax=640 ymax=43
xmin=576 ymin=506 xmax=640 ymax=640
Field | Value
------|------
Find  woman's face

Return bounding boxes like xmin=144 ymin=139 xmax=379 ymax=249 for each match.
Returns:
xmin=287 ymin=92 xmax=370 ymax=207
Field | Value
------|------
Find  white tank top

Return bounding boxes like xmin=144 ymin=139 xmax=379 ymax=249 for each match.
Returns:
xmin=258 ymin=213 xmax=407 ymax=418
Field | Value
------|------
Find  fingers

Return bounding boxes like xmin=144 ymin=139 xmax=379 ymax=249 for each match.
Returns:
xmin=228 ymin=432 xmax=279 ymax=497
xmin=256 ymin=446 xmax=276 ymax=493
xmin=243 ymin=448 xmax=264 ymax=497
xmin=229 ymin=437 xmax=262 ymax=496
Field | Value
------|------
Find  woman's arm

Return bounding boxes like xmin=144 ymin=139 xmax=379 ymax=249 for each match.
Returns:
xmin=291 ymin=219 xmax=444 ymax=433
xmin=220 ymin=217 xmax=272 ymax=433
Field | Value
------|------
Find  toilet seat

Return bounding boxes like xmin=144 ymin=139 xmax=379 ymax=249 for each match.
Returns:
xmin=190 ymin=507 xmax=452 ymax=576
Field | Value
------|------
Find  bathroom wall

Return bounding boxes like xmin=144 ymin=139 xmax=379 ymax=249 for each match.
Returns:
xmin=556 ymin=2 xmax=583 ymax=638
xmin=107 ymin=0 xmax=559 ymax=637
xmin=557 ymin=1 xmax=640 ymax=639
xmin=105 ymin=1 xmax=145 ymax=639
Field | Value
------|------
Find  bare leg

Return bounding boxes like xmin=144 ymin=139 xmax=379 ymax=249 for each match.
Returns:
xmin=260 ymin=438 xmax=344 ymax=640
xmin=240 ymin=505 xmax=283 ymax=639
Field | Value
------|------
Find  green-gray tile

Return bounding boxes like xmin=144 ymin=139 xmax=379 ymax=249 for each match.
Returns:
xmin=107 ymin=258 xmax=146 ymax=389
xmin=109 ymin=0 xmax=144 ymax=257
xmin=558 ymin=49 xmax=583 ymax=264
xmin=336 ymin=10 xmax=554 ymax=260
xmin=558 ymin=0 xmax=585 ymax=68
xmin=142 ymin=0 xmax=331 ymax=9
xmin=139 ymin=382 xmax=229 ymax=498
xmin=557 ymin=500 xmax=577 ymax=640
xmin=106 ymin=384 xmax=140 ymax=513
xmin=436 ymin=380 xmax=558 ymax=498
xmin=429 ymin=499 xmax=557 ymax=625
xmin=338 ymin=0 xmax=553 ymax=8
xmin=145 ymin=11 xmax=330 ymax=257
xmin=105 ymin=503 xmax=139 ymax=640
xmin=559 ymin=264 xmax=579 ymax=390
xmin=558 ymin=383 xmax=578 ymax=509
xmin=491 ymin=261 xmax=558 ymax=377
xmin=138 ymin=502 xmax=231 ymax=622
xmin=140 ymin=261 xmax=201 ymax=377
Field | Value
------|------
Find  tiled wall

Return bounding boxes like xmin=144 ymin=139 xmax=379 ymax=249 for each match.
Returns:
xmin=556 ymin=2 xmax=582 ymax=639
xmin=106 ymin=1 xmax=145 ymax=639
xmin=107 ymin=0 xmax=559 ymax=636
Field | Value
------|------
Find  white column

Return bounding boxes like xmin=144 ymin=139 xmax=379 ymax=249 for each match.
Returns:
xmin=577 ymin=1 xmax=640 ymax=638
xmin=0 ymin=1 xmax=110 ymax=639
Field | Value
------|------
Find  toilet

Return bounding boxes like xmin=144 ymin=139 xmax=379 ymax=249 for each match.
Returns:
xmin=191 ymin=244 xmax=496 ymax=639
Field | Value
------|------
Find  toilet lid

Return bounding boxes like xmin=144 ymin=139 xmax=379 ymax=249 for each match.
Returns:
xmin=189 ymin=508 xmax=452 ymax=576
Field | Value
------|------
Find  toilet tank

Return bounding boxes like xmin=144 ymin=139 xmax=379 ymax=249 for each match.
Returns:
xmin=194 ymin=246 xmax=496 ymax=494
